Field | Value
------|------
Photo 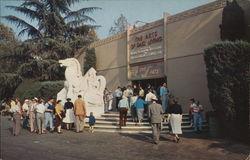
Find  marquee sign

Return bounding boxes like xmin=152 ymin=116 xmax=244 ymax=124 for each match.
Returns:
xmin=130 ymin=61 xmax=165 ymax=80
xmin=129 ymin=25 xmax=164 ymax=63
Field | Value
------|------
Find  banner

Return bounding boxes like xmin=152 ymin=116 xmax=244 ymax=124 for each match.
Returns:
xmin=130 ymin=61 xmax=165 ymax=80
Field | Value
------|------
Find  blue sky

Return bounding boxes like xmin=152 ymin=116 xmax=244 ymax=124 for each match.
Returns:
xmin=0 ymin=0 xmax=215 ymax=40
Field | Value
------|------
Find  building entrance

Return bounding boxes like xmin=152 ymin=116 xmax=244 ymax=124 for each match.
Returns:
xmin=132 ymin=77 xmax=166 ymax=90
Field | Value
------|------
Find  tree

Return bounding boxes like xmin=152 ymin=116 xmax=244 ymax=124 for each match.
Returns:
xmin=3 ymin=0 xmax=101 ymax=59
xmin=83 ymin=48 xmax=96 ymax=74
xmin=0 ymin=23 xmax=33 ymax=73
xmin=109 ymin=14 xmax=129 ymax=35
xmin=220 ymin=0 xmax=245 ymax=41
xmin=17 ymin=59 xmax=65 ymax=81
xmin=0 ymin=23 xmax=15 ymax=42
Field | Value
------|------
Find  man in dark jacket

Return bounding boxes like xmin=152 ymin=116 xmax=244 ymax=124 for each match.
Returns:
xmin=148 ymin=97 xmax=163 ymax=144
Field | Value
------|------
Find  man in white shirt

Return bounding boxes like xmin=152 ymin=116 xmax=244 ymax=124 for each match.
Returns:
xmin=145 ymin=88 xmax=157 ymax=116
xmin=145 ymin=89 xmax=157 ymax=103
xmin=22 ymin=99 xmax=30 ymax=129
xmin=124 ymin=85 xmax=133 ymax=108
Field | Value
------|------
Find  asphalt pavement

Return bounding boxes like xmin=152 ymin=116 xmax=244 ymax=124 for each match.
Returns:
xmin=1 ymin=116 xmax=249 ymax=160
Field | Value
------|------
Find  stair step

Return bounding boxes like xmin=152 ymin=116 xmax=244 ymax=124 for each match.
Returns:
xmin=101 ymin=113 xmax=190 ymax=117
xmin=83 ymin=112 xmax=208 ymax=134
xmin=95 ymin=117 xmax=191 ymax=122
xmin=84 ymin=124 xmax=208 ymax=130
xmin=86 ymin=120 xmax=207 ymax=126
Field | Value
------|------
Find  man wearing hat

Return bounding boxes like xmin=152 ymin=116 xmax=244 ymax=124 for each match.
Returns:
xmin=148 ymin=97 xmax=163 ymax=144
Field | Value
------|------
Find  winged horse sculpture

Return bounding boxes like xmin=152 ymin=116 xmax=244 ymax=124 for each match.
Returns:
xmin=57 ymin=58 xmax=106 ymax=116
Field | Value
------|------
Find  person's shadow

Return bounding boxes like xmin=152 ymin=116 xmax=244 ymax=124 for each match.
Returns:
xmin=119 ymin=132 xmax=173 ymax=144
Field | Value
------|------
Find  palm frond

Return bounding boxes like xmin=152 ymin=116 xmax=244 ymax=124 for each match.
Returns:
xmin=21 ymin=0 xmax=45 ymax=10
xmin=66 ymin=19 xmax=85 ymax=27
xmin=55 ymin=0 xmax=70 ymax=13
xmin=66 ymin=18 xmax=99 ymax=28
xmin=66 ymin=0 xmax=80 ymax=7
xmin=64 ymin=7 xmax=101 ymax=22
xmin=18 ymin=28 xmax=29 ymax=37
xmin=3 ymin=15 xmax=41 ymax=38
xmin=70 ymin=25 xmax=100 ymax=35
xmin=6 ymin=6 xmax=40 ymax=21
xmin=45 ymin=0 xmax=70 ymax=13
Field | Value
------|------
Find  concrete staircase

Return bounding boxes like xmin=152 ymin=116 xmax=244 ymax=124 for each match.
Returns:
xmin=84 ymin=112 xmax=208 ymax=133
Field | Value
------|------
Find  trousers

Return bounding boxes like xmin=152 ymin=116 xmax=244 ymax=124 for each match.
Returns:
xmin=193 ymin=113 xmax=202 ymax=131
xmin=152 ymin=123 xmax=161 ymax=143
xmin=44 ymin=112 xmax=54 ymax=129
xmin=119 ymin=108 xmax=128 ymax=126
xmin=22 ymin=112 xmax=29 ymax=129
xmin=29 ymin=112 xmax=37 ymax=131
xmin=36 ymin=113 xmax=45 ymax=131
xmin=75 ymin=115 xmax=85 ymax=132
xmin=161 ymin=95 xmax=168 ymax=113
xmin=13 ymin=113 xmax=21 ymax=135
xmin=137 ymin=108 xmax=144 ymax=122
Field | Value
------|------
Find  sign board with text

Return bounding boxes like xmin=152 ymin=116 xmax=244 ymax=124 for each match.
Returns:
xmin=129 ymin=25 xmax=164 ymax=64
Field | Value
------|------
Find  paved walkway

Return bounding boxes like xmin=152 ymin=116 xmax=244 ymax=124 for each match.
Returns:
xmin=1 ymin=116 xmax=249 ymax=160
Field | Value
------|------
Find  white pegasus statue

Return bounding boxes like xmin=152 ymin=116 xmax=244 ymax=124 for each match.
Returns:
xmin=57 ymin=58 xmax=106 ymax=116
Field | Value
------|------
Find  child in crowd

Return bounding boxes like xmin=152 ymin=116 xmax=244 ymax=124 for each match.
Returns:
xmin=87 ymin=112 xmax=96 ymax=133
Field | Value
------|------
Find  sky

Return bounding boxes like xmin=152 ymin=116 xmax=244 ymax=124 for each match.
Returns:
xmin=0 ymin=0 xmax=215 ymax=40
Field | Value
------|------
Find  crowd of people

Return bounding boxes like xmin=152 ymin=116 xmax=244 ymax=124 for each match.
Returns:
xmin=1 ymin=82 xmax=204 ymax=144
xmin=103 ymin=83 xmax=204 ymax=143
xmin=1 ymin=95 xmax=95 ymax=136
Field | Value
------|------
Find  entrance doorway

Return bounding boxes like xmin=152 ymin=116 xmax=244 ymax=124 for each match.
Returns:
xmin=132 ymin=77 xmax=166 ymax=89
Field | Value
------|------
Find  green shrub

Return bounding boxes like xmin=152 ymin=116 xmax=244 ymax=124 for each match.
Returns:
xmin=0 ymin=73 xmax=22 ymax=100
xmin=18 ymin=59 xmax=65 ymax=81
xmin=21 ymin=81 xmax=64 ymax=101
xmin=204 ymin=40 xmax=250 ymax=141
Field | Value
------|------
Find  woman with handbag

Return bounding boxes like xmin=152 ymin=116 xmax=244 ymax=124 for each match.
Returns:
xmin=169 ymin=98 xmax=183 ymax=143
xmin=55 ymin=100 xmax=64 ymax=134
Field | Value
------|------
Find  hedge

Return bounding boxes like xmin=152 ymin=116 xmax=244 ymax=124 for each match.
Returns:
xmin=21 ymin=81 xmax=64 ymax=101
xmin=204 ymin=40 xmax=250 ymax=141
